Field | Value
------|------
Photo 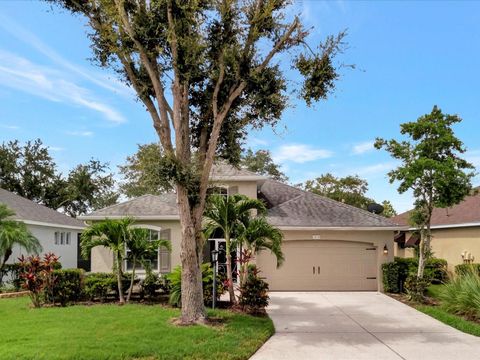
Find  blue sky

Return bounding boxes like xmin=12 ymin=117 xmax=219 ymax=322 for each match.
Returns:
xmin=0 ymin=1 xmax=479 ymax=213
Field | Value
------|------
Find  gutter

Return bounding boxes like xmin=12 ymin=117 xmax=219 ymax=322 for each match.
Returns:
xmin=18 ymin=219 xmax=85 ymax=230
xmin=406 ymin=222 xmax=480 ymax=231
xmin=77 ymin=215 xmax=181 ymax=221
xmin=276 ymin=226 xmax=407 ymax=231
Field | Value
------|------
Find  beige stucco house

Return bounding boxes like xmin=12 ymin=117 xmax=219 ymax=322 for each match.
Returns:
xmin=79 ymin=164 xmax=401 ymax=292
xmin=392 ymin=188 xmax=480 ymax=271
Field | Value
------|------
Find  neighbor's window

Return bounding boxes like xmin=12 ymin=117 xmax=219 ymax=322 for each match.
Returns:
xmin=66 ymin=232 xmax=71 ymax=245
xmin=54 ymin=232 xmax=60 ymax=245
xmin=55 ymin=231 xmax=72 ymax=245
xmin=207 ymin=186 xmax=228 ymax=197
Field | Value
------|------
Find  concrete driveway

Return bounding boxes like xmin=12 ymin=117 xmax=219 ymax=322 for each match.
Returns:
xmin=250 ymin=292 xmax=480 ymax=360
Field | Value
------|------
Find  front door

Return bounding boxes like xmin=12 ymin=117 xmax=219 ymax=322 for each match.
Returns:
xmin=208 ymin=239 xmax=238 ymax=282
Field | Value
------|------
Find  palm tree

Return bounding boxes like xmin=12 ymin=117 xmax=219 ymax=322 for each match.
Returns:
xmin=0 ymin=204 xmax=41 ymax=284
xmin=238 ymin=217 xmax=284 ymax=286
xmin=124 ymin=227 xmax=171 ymax=302
xmin=203 ymin=194 xmax=266 ymax=303
xmin=80 ymin=218 xmax=134 ymax=304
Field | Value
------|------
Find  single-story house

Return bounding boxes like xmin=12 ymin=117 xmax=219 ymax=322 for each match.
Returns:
xmin=79 ymin=164 xmax=402 ymax=292
xmin=0 ymin=188 xmax=86 ymax=269
xmin=392 ymin=188 xmax=480 ymax=271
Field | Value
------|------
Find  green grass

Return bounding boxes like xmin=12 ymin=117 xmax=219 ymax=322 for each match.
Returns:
xmin=415 ymin=284 xmax=480 ymax=337
xmin=0 ymin=297 xmax=274 ymax=360
xmin=417 ymin=305 xmax=480 ymax=337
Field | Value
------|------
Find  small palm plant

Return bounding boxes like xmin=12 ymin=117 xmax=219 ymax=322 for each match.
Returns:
xmin=124 ymin=227 xmax=171 ymax=302
xmin=203 ymin=194 xmax=267 ymax=304
xmin=81 ymin=218 xmax=134 ymax=304
xmin=237 ymin=217 xmax=284 ymax=286
xmin=0 ymin=204 xmax=41 ymax=284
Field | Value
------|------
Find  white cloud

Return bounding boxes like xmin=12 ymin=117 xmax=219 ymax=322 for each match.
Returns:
xmin=48 ymin=146 xmax=64 ymax=152
xmin=352 ymin=140 xmax=375 ymax=155
xmin=0 ymin=124 xmax=20 ymax=130
xmin=66 ymin=130 xmax=94 ymax=137
xmin=0 ymin=51 xmax=126 ymax=124
xmin=352 ymin=162 xmax=397 ymax=176
xmin=247 ymin=137 xmax=269 ymax=148
xmin=273 ymin=144 xmax=333 ymax=164
xmin=0 ymin=14 xmax=132 ymax=98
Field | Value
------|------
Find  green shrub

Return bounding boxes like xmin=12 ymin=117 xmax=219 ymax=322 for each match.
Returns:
xmin=455 ymin=264 xmax=480 ymax=277
xmin=0 ymin=263 xmax=22 ymax=290
xmin=83 ymin=272 xmax=130 ymax=302
xmin=166 ymin=263 xmax=225 ymax=307
xmin=140 ymin=271 xmax=169 ymax=298
xmin=52 ymin=269 xmax=85 ymax=306
xmin=440 ymin=271 xmax=480 ymax=320
xmin=238 ymin=267 xmax=269 ymax=314
xmin=392 ymin=257 xmax=448 ymax=291
xmin=382 ymin=262 xmax=400 ymax=293
xmin=405 ymin=275 xmax=430 ymax=302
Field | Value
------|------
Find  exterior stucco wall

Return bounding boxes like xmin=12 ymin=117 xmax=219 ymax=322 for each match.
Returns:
xmin=394 ymin=227 xmax=480 ymax=271
xmin=90 ymin=220 xmax=183 ymax=273
xmin=394 ymin=243 xmax=415 ymax=258
xmin=255 ymin=229 xmax=394 ymax=292
xmin=9 ymin=224 xmax=81 ymax=269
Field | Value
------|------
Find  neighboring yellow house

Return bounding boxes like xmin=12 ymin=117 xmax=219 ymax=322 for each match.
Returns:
xmin=392 ymin=188 xmax=480 ymax=271
xmin=79 ymin=163 xmax=401 ymax=292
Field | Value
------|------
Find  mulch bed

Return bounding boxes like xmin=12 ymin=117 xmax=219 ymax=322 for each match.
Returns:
xmin=0 ymin=291 xmax=29 ymax=299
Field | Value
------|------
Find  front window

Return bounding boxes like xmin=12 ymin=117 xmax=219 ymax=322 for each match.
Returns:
xmin=125 ymin=229 xmax=160 ymax=272
xmin=207 ymin=186 xmax=228 ymax=197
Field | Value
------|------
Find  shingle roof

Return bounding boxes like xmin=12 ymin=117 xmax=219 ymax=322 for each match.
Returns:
xmin=80 ymin=193 xmax=179 ymax=219
xmin=0 ymin=188 xmax=85 ymax=228
xmin=392 ymin=188 xmax=480 ymax=228
xmin=81 ymin=164 xmax=399 ymax=228
xmin=259 ymin=180 xmax=398 ymax=228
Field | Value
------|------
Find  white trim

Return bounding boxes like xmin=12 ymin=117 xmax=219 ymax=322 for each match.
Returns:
xmin=78 ymin=215 xmax=180 ymax=221
xmin=277 ymin=226 xmax=406 ymax=231
xmin=407 ymin=222 xmax=480 ymax=231
xmin=17 ymin=219 xmax=85 ymax=230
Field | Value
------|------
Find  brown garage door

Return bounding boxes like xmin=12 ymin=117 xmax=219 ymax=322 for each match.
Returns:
xmin=256 ymin=240 xmax=378 ymax=291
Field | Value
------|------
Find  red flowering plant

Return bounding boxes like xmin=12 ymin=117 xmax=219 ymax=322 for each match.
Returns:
xmin=18 ymin=253 xmax=60 ymax=308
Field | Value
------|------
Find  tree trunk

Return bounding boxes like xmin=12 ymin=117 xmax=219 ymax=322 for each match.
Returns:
xmin=126 ymin=258 xmax=136 ymax=303
xmin=225 ymin=236 xmax=236 ymax=304
xmin=115 ymin=251 xmax=125 ymax=304
xmin=0 ymin=248 xmax=13 ymax=287
xmin=417 ymin=223 xmax=432 ymax=279
xmin=178 ymin=186 xmax=206 ymax=324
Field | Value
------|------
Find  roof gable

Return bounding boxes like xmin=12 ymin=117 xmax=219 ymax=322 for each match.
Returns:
xmin=0 ymin=188 xmax=84 ymax=228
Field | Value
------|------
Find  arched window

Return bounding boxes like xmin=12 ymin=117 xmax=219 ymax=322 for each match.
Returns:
xmin=207 ymin=186 xmax=228 ymax=197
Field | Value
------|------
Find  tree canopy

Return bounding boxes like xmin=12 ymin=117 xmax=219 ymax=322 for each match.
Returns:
xmin=375 ymin=105 xmax=474 ymax=282
xmin=45 ymin=0 xmax=350 ymax=323
xmin=0 ymin=139 xmax=117 ymax=217
xmin=241 ymin=148 xmax=287 ymax=182
xmin=299 ymin=173 xmax=397 ymax=217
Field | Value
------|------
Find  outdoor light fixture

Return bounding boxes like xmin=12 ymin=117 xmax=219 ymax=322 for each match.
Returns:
xmin=211 ymin=250 xmax=219 ymax=309
xmin=383 ymin=245 xmax=388 ymax=255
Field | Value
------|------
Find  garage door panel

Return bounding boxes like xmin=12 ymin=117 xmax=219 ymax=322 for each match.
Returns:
xmin=257 ymin=240 xmax=378 ymax=291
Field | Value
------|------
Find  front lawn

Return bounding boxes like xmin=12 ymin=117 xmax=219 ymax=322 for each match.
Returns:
xmin=0 ymin=297 xmax=273 ymax=360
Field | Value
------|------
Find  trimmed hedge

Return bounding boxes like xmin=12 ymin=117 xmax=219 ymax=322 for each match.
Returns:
xmin=455 ymin=263 xmax=480 ymax=276
xmin=382 ymin=257 xmax=448 ymax=293
xmin=52 ymin=269 xmax=85 ymax=306
xmin=84 ymin=272 xmax=130 ymax=302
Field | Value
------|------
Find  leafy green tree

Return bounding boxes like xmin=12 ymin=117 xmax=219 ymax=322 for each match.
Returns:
xmin=241 ymin=149 xmax=288 ymax=182
xmin=0 ymin=139 xmax=59 ymax=206
xmin=80 ymin=218 xmax=135 ymax=304
xmin=302 ymin=173 xmax=374 ymax=209
xmin=203 ymin=194 xmax=266 ymax=304
xmin=0 ymin=139 xmax=117 ymax=217
xmin=375 ymin=106 xmax=474 ymax=282
xmin=46 ymin=0 xmax=349 ymax=323
xmin=59 ymin=160 xmax=119 ymax=217
xmin=124 ymin=227 xmax=171 ymax=302
xmin=381 ymin=200 xmax=397 ymax=218
xmin=0 ymin=204 xmax=42 ymax=284
xmin=118 ymin=143 xmax=172 ymax=198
